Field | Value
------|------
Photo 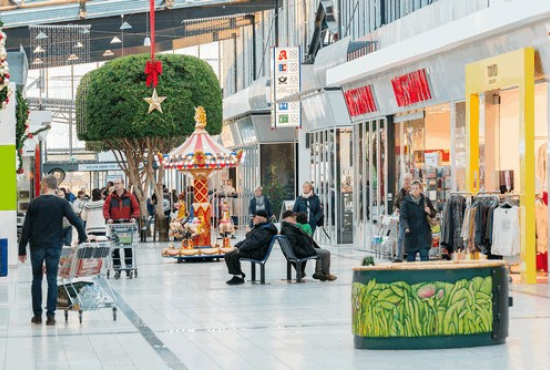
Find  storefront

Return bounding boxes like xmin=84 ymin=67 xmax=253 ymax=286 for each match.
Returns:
xmin=222 ymin=78 xmax=297 ymax=226
xmin=327 ymin=2 xmax=550 ymax=283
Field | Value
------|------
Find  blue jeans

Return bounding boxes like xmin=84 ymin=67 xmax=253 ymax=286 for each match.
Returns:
xmin=30 ymin=247 xmax=62 ymax=318
xmin=406 ymin=248 xmax=429 ymax=262
xmin=62 ymin=226 xmax=72 ymax=246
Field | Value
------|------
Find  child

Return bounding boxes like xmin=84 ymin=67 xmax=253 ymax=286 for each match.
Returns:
xmin=296 ymin=212 xmax=313 ymax=236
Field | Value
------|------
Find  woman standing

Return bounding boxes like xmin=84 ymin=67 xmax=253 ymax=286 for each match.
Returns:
xmin=81 ymin=188 xmax=107 ymax=236
xmin=293 ymin=181 xmax=323 ymax=235
xmin=248 ymin=186 xmax=273 ymax=227
xmin=399 ymin=180 xmax=436 ymax=262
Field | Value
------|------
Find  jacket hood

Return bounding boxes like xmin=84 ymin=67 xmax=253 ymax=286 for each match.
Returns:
xmin=85 ymin=200 xmax=105 ymax=209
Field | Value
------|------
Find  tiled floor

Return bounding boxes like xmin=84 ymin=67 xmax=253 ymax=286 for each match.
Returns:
xmin=1 ymin=236 xmax=549 ymax=370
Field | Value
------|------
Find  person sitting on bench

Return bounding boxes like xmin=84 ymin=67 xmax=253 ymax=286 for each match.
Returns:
xmin=280 ymin=210 xmax=337 ymax=281
xmin=224 ymin=209 xmax=278 ymax=285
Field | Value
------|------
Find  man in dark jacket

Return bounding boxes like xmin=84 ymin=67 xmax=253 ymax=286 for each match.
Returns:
xmin=103 ymin=178 xmax=140 ymax=276
xmin=19 ymin=175 xmax=88 ymax=326
xmin=224 ymin=209 xmax=277 ymax=285
xmin=280 ymin=210 xmax=336 ymax=281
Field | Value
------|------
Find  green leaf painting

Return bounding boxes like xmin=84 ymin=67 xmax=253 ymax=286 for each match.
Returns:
xmin=352 ymin=277 xmax=493 ymax=337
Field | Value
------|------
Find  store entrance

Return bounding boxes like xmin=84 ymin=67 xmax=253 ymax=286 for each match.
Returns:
xmin=478 ymin=85 xmax=548 ymax=283
xmin=353 ymin=118 xmax=388 ymax=251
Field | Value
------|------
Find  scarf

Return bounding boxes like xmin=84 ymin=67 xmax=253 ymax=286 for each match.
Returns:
xmin=302 ymin=191 xmax=313 ymax=199
xmin=411 ymin=194 xmax=422 ymax=205
xmin=255 ymin=195 xmax=265 ymax=210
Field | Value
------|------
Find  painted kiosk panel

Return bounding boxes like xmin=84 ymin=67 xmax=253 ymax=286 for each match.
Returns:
xmin=352 ymin=261 xmax=510 ymax=349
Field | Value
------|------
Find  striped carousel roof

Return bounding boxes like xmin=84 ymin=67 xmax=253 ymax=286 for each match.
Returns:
xmin=163 ymin=106 xmax=242 ymax=171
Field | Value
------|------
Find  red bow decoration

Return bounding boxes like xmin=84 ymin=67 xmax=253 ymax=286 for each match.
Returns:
xmin=145 ymin=60 xmax=163 ymax=87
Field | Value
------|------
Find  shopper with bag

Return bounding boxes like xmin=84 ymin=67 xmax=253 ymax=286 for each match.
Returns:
xmin=399 ymin=180 xmax=436 ymax=262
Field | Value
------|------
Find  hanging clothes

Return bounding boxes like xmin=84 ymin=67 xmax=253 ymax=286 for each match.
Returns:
xmin=491 ymin=206 xmax=521 ymax=257
xmin=440 ymin=195 xmax=468 ymax=253
xmin=536 ymin=142 xmax=548 ymax=191
xmin=535 ymin=197 xmax=548 ymax=254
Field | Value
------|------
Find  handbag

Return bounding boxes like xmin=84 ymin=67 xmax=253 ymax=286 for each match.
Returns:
xmin=424 ymin=198 xmax=439 ymax=227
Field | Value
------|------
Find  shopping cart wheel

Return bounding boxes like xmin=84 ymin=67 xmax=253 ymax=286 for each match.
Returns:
xmin=107 ymin=270 xmax=110 ymax=279
xmin=78 ymin=310 xmax=83 ymax=323
xmin=134 ymin=269 xmax=138 ymax=278
xmin=64 ymin=310 xmax=68 ymax=322
xmin=114 ymin=271 xmax=120 ymax=279
xmin=113 ymin=307 xmax=117 ymax=321
xmin=127 ymin=271 xmax=133 ymax=279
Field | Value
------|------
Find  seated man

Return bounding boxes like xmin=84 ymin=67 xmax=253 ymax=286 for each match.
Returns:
xmin=224 ymin=209 xmax=278 ymax=285
xmin=280 ymin=210 xmax=337 ymax=281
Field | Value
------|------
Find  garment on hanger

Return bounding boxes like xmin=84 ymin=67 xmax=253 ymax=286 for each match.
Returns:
xmin=535 ymin=197 xmax=548 ymax=254
xmin=491 ymin=206 xmax=521 ymax=257
xmin=440 ymin=195 xmax=468 ymax=253
xmin=536 ymin=142 xmax=548 ymax=191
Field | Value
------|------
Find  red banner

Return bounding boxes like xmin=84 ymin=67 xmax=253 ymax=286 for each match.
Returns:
xmin=343 ymin=85 xmax=377 ymax=117
xmin=391 ymin=69 xmax=432 ymax=107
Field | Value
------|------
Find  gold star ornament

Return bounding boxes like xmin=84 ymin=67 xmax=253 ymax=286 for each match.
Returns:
xmin=144 ymin=88 xmax=167 ymax=114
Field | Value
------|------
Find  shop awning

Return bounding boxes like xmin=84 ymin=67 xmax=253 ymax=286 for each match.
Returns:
xmin=327 ymin=1 xmax=550 ymax=87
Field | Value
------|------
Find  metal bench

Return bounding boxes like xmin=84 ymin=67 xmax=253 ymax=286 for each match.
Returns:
xmin=240 ymin=235 xmax=280 ymax=284
xmin=277 ymin=235 xmax=318 ymax=282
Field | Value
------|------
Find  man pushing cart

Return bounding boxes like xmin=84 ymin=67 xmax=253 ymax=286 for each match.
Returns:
xmin=103 ymin=178 xmax=140 ymax=279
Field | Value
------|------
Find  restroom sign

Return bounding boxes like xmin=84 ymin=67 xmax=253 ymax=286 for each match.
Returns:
xmin=271 ymin=47 xmax=301 ymax=129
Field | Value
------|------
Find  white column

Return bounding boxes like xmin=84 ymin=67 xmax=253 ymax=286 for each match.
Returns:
xmin=0 ymin=83 xmax=17 ymax=266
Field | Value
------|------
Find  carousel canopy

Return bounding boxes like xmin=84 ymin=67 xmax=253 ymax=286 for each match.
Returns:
xmin=162 ymin=106 xmax=242 ymax=171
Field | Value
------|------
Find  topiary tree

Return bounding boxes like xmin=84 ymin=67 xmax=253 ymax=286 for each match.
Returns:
xmin=76 ymin=53 xmax=222 ymax=239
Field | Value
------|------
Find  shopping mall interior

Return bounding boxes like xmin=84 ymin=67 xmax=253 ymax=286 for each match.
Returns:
xmin=1 ymin=0 xmax=550 ymax=369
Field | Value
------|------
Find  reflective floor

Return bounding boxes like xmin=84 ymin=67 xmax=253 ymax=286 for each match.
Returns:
xmin=1 ymin=236 xmax=549 ymax=370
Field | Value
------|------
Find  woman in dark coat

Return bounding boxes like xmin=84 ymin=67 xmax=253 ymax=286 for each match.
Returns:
xmin=293 ymin=181 xmax=323 ymax=234
xmin=248 ymin=185 xmax=274 ymax=227
xmin=399 ymin=180 xmax=436 ymax=262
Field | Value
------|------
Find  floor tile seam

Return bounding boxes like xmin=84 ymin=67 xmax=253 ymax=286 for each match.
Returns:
xmin=155 ymin=319 xmax=349 ymax=335
xmin=109 ymin=287 xmax=190 ymax=370
xmin=0 ymin=329 xmax=140 ymax=340
xmin=510 ymin=288 xmax=550 ymax=300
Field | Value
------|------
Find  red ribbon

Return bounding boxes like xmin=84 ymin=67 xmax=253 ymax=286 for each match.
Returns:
xmin=145 ymin=60 xmax=162 ymax=87
xmin=150 ymin=0 xmax=156 ymax=60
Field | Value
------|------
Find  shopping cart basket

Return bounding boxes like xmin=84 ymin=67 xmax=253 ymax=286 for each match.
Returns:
xmin=108 ymin=222 xmax=139 ymax=279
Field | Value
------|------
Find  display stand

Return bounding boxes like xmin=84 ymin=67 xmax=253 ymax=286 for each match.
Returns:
xmin=352 ymin=260 xmax=511 ymax=349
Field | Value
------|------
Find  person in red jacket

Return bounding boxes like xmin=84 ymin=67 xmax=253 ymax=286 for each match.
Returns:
xmin=103 ymin=178 xmax=140 ymax=277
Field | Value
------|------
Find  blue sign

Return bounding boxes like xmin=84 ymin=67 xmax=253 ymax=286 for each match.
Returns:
xmin=0 ymin=239 xmax=7 ymax=277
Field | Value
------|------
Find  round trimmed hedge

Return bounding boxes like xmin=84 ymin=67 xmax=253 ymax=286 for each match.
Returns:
xmin=76 ymin=53 xmax=222 ymax=141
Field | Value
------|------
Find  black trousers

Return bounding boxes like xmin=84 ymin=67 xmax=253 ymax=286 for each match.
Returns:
xmin=225 ymin=250 xmax=245 ymax=275
xmin=112 ymin=247 xmax=133 ymax=268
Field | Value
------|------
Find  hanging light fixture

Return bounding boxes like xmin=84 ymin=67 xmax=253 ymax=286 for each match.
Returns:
xmin=103 ymin=50 xmax=115 ymax=57
xmin=67 ymin=54 xmax=79 ymax=61
xmin=32 ymin=58 xmax=44 ymax=65
xmin=110 ymin=36 xmax=122 ymax=44
xmin=74 ymin=41 xmax=84 ymax=48
xmin=33 ymin=45 xmax=45 ymax=53
xmin=143 ymin=37 xmax=151 ymax=47
xmin=120 ymin=22 xmax=132 ymax=31
xmin=35 ymin=31 xmax=48 ymax=40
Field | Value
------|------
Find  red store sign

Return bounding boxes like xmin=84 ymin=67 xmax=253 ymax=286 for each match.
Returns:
xmin=391 ymin=69 xmax=432 ymax=107
xmin=343 ymin=85 xmax=377 ymax=117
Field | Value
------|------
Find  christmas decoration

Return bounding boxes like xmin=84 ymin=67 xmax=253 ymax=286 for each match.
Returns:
xmin=15 ymin=90 xmax=50 ymax=174
xmin=0 ymin=21 xmax=10 ymax=110
xmin=143 ymin=88 xmax=166 ymax=114
xmin=142 ymin=0 xmax=165 ymax=113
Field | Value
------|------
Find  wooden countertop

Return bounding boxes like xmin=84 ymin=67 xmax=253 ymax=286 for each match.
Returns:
xmin=353 ymin=260 xmax=507 ymax=271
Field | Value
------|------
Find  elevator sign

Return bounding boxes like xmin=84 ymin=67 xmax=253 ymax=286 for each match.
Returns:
xmin=271 ymin=47 xmax=301 ymax=129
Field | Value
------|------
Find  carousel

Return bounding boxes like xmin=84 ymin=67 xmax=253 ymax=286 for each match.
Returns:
xmin=161 ymin=106 xmax=243 ymax=261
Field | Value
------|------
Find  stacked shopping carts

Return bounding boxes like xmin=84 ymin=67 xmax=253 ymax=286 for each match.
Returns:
xmin=58 ymin=240 xmax=117 ymax=323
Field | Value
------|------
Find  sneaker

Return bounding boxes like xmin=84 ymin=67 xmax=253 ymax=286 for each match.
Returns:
xmin=312 ymin=273 xmax=328 ymax=281
xmin=46 ymin=317 xmax=56 ymax=326
xmin=325 ymin=274 xmax=337 ymax=281
xmin=392 ymin=259 xmax=403 ymax=263
xmin=31 ymin=316 xmax=42 ymax=324
xmin=226 ymin=276 xmax=245 ymax=285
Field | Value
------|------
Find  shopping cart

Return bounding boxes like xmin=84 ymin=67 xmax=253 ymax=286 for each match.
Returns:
xmin=371 ymin=214 xmax=399 ymax=259
xmin=57 ymin=241 xmax=117 ymax=323
xmin=108 ymin=222 xmax=139 ymax=279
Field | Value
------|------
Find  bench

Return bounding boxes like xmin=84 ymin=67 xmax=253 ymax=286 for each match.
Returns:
xmin=277 ymin=235 xmax=318 ymax=282
xmin=240 ymin=235 xmax=280 ymax=284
